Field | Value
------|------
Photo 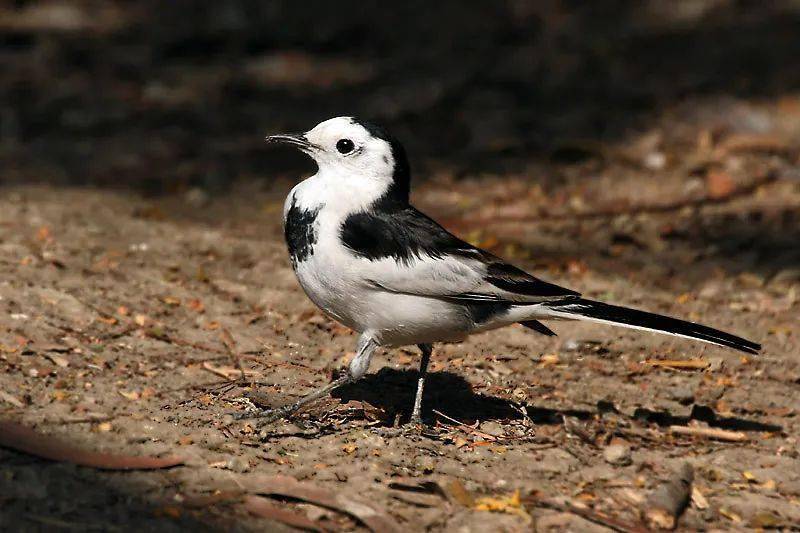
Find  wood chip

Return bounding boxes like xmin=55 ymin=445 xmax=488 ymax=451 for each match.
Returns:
xmin=669 ymin=425 xmax=748 ymax=442
xmin=118 ymin=390 xmax=140 ymax=401
xmin=0 ymin=421 xmax=184 ymax=470
xmin=690 ymin=486 xmax=709 ymax=510
xmin=43 ymin=352 xmax=70 ymax=367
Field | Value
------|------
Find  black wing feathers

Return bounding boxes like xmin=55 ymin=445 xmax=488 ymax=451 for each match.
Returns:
xmin=340 ymin=207 xmax=472 ymax=265
xmin=485 ymin=262 xmax=580 ymax=298
xmin=340 ymin=206 xmax=578 ymax=302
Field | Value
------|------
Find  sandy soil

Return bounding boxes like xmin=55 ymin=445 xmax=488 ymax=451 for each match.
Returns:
xmin=1 ymin=135 xmax=799 ymax=530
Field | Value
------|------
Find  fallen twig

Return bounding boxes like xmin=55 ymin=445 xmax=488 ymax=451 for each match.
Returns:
xmin=645 ymin=359 xmax=710 ymax=370
xmin=432 ymin=409 xmax=499 ymax=441
xmin=201 ymin=361 xmax=260 ymax=380
xmin=526 ymin=496 xmax=649 ymax=533
xmin=642 ymin=462 xmax=693 ymax=530
xmin=52 ymin=414 xmax=119 ymax=425
xmin=669 ymin=425 xmax=748 ymax=442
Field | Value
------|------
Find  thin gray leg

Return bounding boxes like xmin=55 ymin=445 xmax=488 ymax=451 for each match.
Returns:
xmin=410 ymin=343 xmax=432 ymax=425
xmin=238 ymin=334 xmax=378 ymax=425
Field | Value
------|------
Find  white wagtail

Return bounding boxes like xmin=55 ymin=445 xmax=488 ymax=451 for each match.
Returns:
xmin=253 ymin=116 xmax=760 ymax=426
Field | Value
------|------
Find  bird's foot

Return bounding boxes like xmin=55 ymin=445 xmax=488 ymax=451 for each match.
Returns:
xmin=374 ymin=415 xmax=438 ymax=438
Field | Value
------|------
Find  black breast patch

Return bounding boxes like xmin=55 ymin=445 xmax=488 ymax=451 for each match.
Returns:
xmin=284 ymin=195 xmax=321 ymax=266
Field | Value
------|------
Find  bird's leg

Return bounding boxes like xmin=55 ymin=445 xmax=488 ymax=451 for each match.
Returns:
xmin=237 ymin=334 xmax=378 ymax=425
xmin=410 ymin=343 xmax=432 ymax=426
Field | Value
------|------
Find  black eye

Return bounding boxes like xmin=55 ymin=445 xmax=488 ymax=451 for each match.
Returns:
xmin=336 ymin=138 xmax=355 ymax=154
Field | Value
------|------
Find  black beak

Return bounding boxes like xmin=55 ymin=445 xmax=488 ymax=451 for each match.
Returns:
xmin=265 ymin=133 xmax=315 ymax=151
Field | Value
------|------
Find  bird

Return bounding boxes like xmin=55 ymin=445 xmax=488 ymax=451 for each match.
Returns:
xmin=252 ymin=116 xmax=760 ymax=427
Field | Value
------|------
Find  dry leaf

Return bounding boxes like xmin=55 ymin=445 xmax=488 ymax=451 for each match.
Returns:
xmin=342 ymin=444 xmax=357 ymax=454
xmin=691 ymin=487 xmax=709 ymax=510
xmin=761 ymin=479 xmax=777 ymax=491
xmin=0 ymin=391 xmax=24 ymax=408
xmin=749 ymin=510 xmax=782 ymax=528
xmin=0 ymin=421 xmax=184 ymax=470
xmin=186 ymin=299 xmax=205 ymax=313
xmin=474 ymin=490 xmax=531 ymax=521
xmin=706 ymin=170 xmax=735 ymax=199
xmin=52 ymin=390 xmax=68 ymax=402
xmin=242 ymin=474 xmax=399 ymax=532
xmin=446 ymin=479 xmax=475 ymax=506
xmin=119 ymin=390 xmax=140 ymax=401
xmin=44 ymin=352 xmax=70 ymax=368
xmin=243 ymin=495 xmax=323 ymax=532
xmin=719 ymin=507 xmax=742 ymax=522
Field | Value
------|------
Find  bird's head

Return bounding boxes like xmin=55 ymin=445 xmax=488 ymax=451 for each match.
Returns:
xmin=267 ymin=116 xmax=410 ymax=208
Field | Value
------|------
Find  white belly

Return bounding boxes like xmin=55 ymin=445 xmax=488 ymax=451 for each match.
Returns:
xmin=284 ymin=178 xmax=479 ymax=347
xmin=294 ymin=248 xmax=472 ymax=347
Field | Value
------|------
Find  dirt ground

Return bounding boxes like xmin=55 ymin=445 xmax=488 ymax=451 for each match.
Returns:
xmin=2 ymin=3 xmax=800 ymax=530
xmin=1 ymin=96 xmax=800 ymax=530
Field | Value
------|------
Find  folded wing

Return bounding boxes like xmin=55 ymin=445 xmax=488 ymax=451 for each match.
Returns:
xmin=340 ymin=206 xmax=579 ymax=304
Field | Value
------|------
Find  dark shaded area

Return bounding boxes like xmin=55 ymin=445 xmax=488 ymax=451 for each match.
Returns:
xmin=333 ymin=367 xmax=591 ymax=424
xmin=633 ymin=404 xmax=783 ymax=433
xmin=2 ymin=1 xmax=800 ymax=191
xmin=333 ymin=367 xmax=782 ymax=433
xmin=0 ymin=449 xmax=219 ymax=532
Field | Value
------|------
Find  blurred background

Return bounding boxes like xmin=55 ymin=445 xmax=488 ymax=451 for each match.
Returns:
xmin=4 ymin=0 xmax=800 ymax=287
xmin=2 ymin=0 xmax=800 ymax=192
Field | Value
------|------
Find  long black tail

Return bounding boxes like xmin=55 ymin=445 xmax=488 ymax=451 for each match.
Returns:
xmin=542 ymin=298 xmax=760 ymax=355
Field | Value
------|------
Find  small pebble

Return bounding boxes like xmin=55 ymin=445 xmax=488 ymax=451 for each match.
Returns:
xmin=669 ymin=385 xmax=695 ymax=405
xmin=226 ymin=455 xmax=251 ymax=473
xmin=479 ymin=421 xmax=506 ymax=437
xmin=603 ymin=443 xmax=632 ymax=466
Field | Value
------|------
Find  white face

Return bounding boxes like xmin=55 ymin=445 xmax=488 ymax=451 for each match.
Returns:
xmin=269 ymin=116 xmax=409 ymax=212
xmin=303 ymin=117 xmax=396 ymax=181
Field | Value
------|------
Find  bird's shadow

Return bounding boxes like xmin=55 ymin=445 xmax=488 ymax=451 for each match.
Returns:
xmin=332 ymin=368 xmax=782 ymax=434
